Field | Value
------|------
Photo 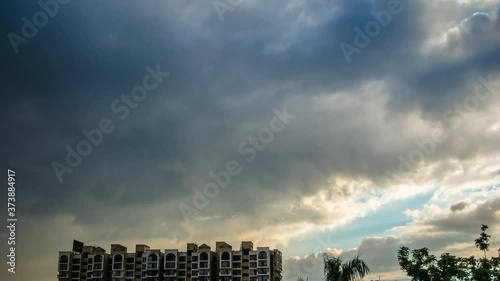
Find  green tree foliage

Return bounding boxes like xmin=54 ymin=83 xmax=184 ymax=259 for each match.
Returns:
xmin=323 ymin=253 xmax=370 ymax=281
xmin=475 ymin=224 xmax=492 ymax=259
xmin=398 ymin=224 xmax=500 ymax=281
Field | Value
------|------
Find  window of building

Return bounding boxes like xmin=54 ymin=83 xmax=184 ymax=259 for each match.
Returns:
xmin=200 ymin=252 xmax=208 ymax=261
xmin=60 ymin=255 xmax=69 ymax=264
xmin=166 ymin=253 xmax=176 ymax=262
xmin=147 ymin=263 xmax=158 ymax=269
xmin=114 ymin=255 xmax=123 ymax=263
xmin=94 ymin=255 xmax=103 ymax=263
xmin=221 ymin=252 xmax=231 ymax=263
xmin=148 ymin=254 xmax=157 ymax=262
xmin=258 ymin=252 xmax=267 ymax=260
xmin=258 ymin=269 xmax=268 ymax=274
xmin=220 ymin=269 xmax=231 ymax=275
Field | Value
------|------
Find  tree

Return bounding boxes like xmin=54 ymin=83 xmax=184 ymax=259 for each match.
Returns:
xmin=475 ymin=224 xmax=491 ymax=259
xmin=397 ymin=247 xmax=436 ymax=281
xmin=398 ymin=224 xmax=499 ymax=281
xmin=324 ymin=253 xmax=370 ymax=281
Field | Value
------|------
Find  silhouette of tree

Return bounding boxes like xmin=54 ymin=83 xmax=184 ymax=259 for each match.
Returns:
xmin=398 ymin=224 xmax=499 ymax=281
xmin=324 ymin=253 xmax=370 ymax=281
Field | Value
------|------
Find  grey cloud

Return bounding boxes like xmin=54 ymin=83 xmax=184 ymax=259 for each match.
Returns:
xmin=450 ymin=200 xmax=469 ymax=212
xmin=430 ymin=197 xmax=500 ymax=234
xmin=1 ymin=1 xmax=500 ymax=281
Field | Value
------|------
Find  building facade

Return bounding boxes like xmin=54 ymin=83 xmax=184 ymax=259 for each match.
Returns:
xmin=58 ymin=241 xmax=282 ymax=281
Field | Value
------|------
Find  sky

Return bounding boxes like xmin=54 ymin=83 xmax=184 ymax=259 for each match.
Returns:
xmin=1 ymin=0 xmax=500 ymax=280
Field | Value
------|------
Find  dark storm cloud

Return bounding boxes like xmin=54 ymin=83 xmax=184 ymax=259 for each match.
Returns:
xmin=450 ymin=200 xmax=469 ymax=212
xmin=431 ymin=197 xmax=500 ymax=233
xmin=2 ymin=0 xmax=498 ymax=224
xmin=1 ymin=1 xmax=499 ymax=280
xmin=1 ymin=0 xmax=423 ymax=217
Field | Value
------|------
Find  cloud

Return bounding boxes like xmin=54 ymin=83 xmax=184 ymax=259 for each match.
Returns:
xmin=450 ymin=200 xmax=469 ymax=212
xmin=1 ymin=1 xmax=499 ymax=281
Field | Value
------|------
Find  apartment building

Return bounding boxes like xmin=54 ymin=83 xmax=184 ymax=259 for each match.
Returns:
xmin=58 ymin=241 xmax=282 ymax=281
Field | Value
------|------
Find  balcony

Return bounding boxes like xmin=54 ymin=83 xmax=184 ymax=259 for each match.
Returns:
xmin=257 ymin=270 xmax=269 ymax=275
xmin=199 ymin=270 xmax=210 ymax=276
xmin=163 ymin=270 xmax=177 ymax=276
xmin=113 ymin=263 xmax=123 ymax=270
xmin=165 ymin=262 xmax=176 ymax=269
xmin=147 ymin=263 xmax=159 ymax=270
xmin=146 ymin=270 xmax=159 ymax=277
